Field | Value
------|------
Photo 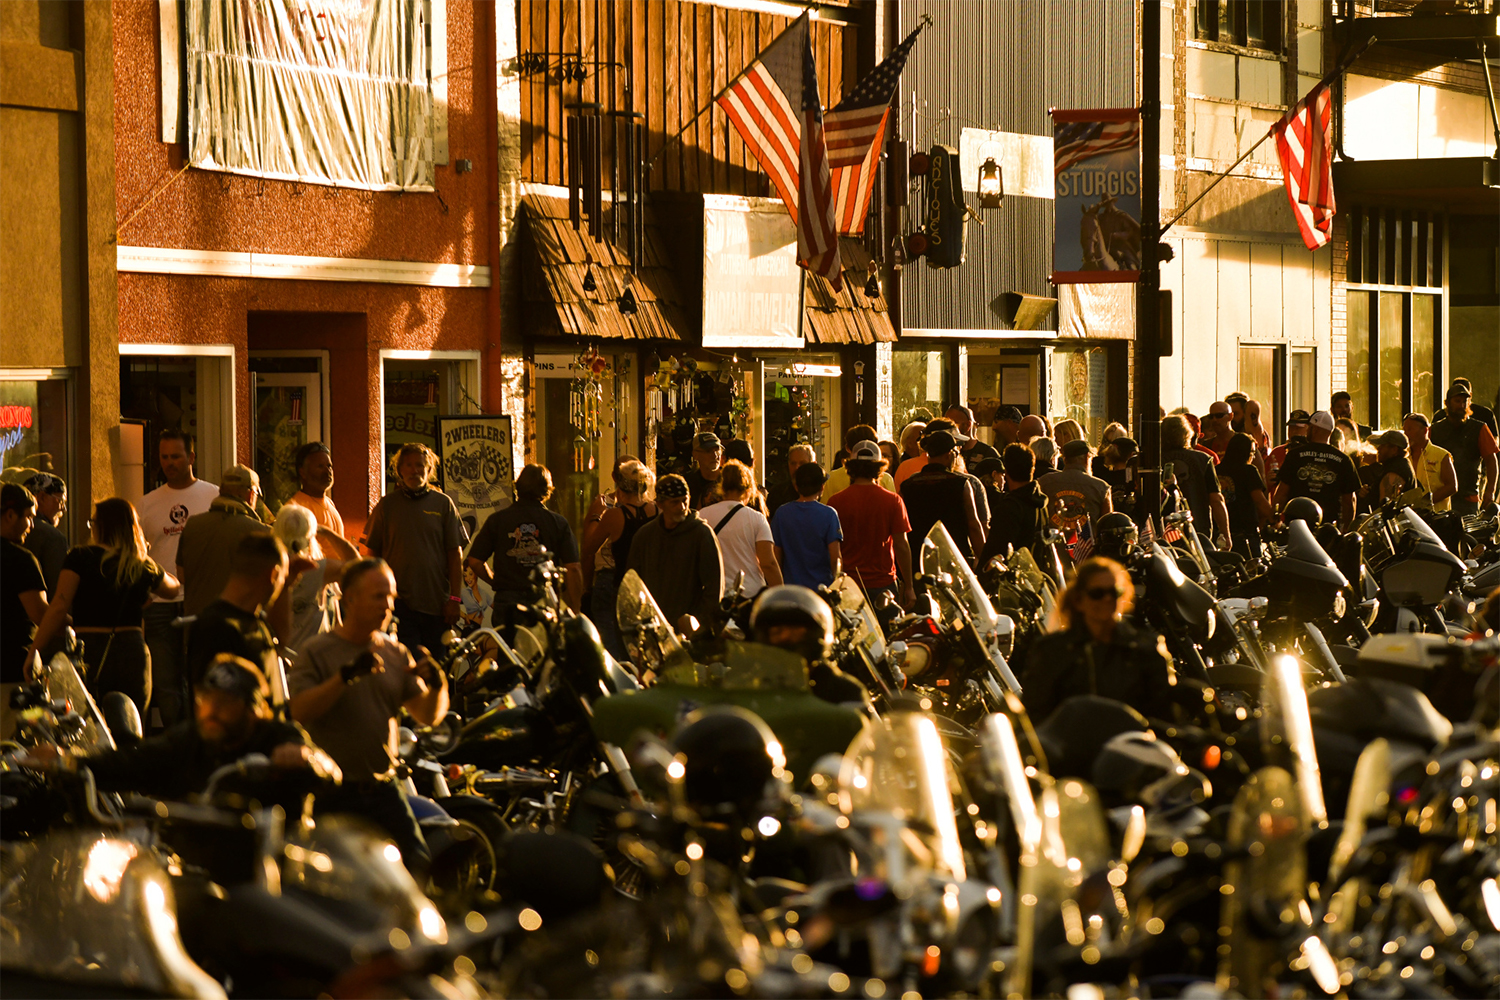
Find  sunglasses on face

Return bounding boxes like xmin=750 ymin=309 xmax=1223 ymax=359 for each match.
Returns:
xmin=1084 ymin=586 xmax=1122 ymax=601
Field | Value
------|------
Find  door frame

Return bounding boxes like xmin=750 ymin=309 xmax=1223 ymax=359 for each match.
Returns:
xmin=118 ymin=344 xmax=237 ymax=492
xmin=377 ymin=349 xmax=481 ymax=494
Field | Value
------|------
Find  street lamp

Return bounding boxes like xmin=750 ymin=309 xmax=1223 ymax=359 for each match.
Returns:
xmin=977 ymin=157 xmax=1003 ymax=209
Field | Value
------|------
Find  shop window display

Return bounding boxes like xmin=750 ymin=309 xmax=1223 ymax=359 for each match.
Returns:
xmin=892 ymin=348 xmax=949 ymax=432
xmin=1049 ymin=345 xmax=1110 ymax=446
xmin=0 ymin=379 xmax=67 ymax=476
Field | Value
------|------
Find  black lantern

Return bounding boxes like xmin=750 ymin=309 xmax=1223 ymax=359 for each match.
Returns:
xmin=582 ymin=266 xmax=597 ymax=293
xmin=863 ymin=269 xmax=880 ymax=299
xmin=619 ymin=287 xmax=638 ymax=316
xmin=977 ymin=157 xmax=1003 ymax=209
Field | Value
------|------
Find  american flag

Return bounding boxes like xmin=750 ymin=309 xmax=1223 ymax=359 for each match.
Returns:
xmin=717 ymin=14 xmax=841 ymax=289
xmin=1053 ymin=117 xmax=1141 ymax=173
xmin=1272 ymin=81 xmax=1336 ymax=251
xmin=824 ymin=23 xmax=924 ymax=236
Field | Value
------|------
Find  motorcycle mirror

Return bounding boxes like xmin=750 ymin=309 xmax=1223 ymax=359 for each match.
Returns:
xmin=397 ymin=726 xmax=418 ymax=759
xmin=439 ymin=629 xmax=459 ymax=647
xmin=675 ymin=614 xmax=700 ymax=636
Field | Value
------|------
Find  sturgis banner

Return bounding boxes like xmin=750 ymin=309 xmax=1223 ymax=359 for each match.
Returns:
xmin=1051 ymin=109 xmax=1141 ymax=284
xmin=185 ymin=0 xmax=437 ymax=191
xmin=436 ymin=415 xmax=514 ymax=541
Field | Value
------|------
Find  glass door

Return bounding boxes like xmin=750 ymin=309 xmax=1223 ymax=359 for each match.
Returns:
xmin=761 ymin=356 xmax=841 ymax=495
xmin=253 ymin=372 xmax=323 ymax=510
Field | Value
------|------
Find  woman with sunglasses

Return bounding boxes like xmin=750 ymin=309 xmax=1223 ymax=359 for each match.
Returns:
xmin=1019 ymin=557 xmax=1175 ymax=725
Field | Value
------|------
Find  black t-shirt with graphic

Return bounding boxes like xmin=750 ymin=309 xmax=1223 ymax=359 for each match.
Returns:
xmin=468 ymin=499 xmax=580 ymax=595
xmin=1217 ymin=463 xmax=1265 ymax=543
xmin=1276 ymin=441 xmax=1362 ymax=517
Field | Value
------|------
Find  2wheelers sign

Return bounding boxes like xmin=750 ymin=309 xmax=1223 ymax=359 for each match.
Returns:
xmin=1051 ymin=109 xmax=1142 ymax=284
xmin=435 ymin=415 xmax=513 ymax=540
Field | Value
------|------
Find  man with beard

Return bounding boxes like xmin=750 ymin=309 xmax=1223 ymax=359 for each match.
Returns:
xmin=285 ymin=441 xmax=345 ymax=538
xmin=1330 ymin=391 xmax=1372 ymax=441
xmin=1430 ymin=382 xmax=1499 ymax=516
xmin=20 ymin=655 xmax=331 ymax=800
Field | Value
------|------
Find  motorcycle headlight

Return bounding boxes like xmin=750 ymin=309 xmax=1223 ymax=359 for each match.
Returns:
xmin=1332 ymin=590 xmax=1347 ymax=621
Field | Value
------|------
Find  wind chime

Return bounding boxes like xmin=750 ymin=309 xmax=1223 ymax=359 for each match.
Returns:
xmin=569 ymin=347 xmax=612 ymax=473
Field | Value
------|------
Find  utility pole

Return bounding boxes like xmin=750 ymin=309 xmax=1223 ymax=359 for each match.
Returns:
xmin=1135 ymin=0 xmax=1162 ymax=530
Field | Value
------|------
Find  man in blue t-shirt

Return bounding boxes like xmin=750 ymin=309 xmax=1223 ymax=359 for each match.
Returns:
xmin=771 ymin=462 xmax=843 ymax=590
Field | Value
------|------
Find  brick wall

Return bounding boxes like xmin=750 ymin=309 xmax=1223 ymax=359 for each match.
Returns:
xmin=1330 ymin=214 xmax=1348 ymax=394
xmin=1355 ymin=43 xmax=1493 ymax=97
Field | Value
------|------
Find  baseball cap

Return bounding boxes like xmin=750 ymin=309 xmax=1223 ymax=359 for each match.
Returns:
xmin=1446 ymin=383 xmax=1471 ymax=400
xmin=920 ymin=430 xmax=959 ymax=455
xmin=849 ymin=440 xmax=882 ymax=462
xmin=693 ymin=432 xmax=722 ymax=451
xmin=973 ymin=457 xmax=1005 ymax=477
xmin=992 ymin=405 xmax=1023 ymax=424
xmin=22 ymin=472 xmax=64 ymax=495
xmin=923 ymin=417 xmax=970 ymax=443
xmin=1060 ymin=438 xmax=1092 ymax=461
xmin=1286 ymin=409 xmax=1312 ymax=427
xmin=1452 ymin=377 xmax=1473 ymax=392
xmin=1309 ymin=410 xmax=1335 ymax=432
xmin=1109 ymin=437 xmax=1139 ymax=457
xmin=1403 ymin=412 xmax=1430 ymax=428
xmin=1375 ymin=429 xmax=1408 ymax=449
xmin=221 ymin=464 xmax=261 ymax=491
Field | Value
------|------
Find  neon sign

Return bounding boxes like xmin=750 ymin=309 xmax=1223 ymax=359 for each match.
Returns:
xmin=0 ymin=405 xmax=32 ymax=429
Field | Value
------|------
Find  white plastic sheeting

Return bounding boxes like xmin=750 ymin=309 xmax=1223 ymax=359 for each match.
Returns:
xmin=185 ymin=0 xmax=437 ymax=191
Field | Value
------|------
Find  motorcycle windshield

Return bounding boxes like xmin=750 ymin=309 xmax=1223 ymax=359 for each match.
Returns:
xmin=0 ymin=829 xmax=225 ymax=998
xmin=839 ymin=712 xmax=967 ymax=881
xmin=829 ymin=574 xmax=886 ymax=662
xmin=1218 ymin=766 xmax=1308 ymax=995
xmin=980 ymin=713 xmax=1040 ymax=851
xmin=1328 ymin=738 xmax=1391 ymax=885
xmin=282 ymin=814 xmax=447 ymax=945
xmin=42 ymin=651 xmax=115 ymax=752
xmin=1007 ymin=547 xmax=1056 ymax=619
xmin=658 ymin=640 xmax=809 ymax=691
xmin=615 ymin=569 xmax=695 ymax=676
xmin=922 ymin=522 xmax=1002 ymax=634
xmin=1262 ymin=654 xmax=1328 ymax=827
xmin=1396 ymin=508 xmax=1448 ymax=549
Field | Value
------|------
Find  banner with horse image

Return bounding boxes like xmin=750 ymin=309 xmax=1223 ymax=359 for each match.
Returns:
xmin=435 ymin=414 xmax=514 ymax=544
xmin=1051 ymin=108 xmax=1141 ymax=284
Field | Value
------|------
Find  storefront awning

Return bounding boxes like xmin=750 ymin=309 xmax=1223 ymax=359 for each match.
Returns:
xmin=802 ymin=239 xmax=897 ymax=345
xmin=519 ymin=189 xmax=688 ymax=341
xmin=1333 ymin=157 xmax=1500 ymax=215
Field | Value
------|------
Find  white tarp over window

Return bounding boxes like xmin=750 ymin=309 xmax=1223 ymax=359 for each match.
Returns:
xmin=185 ymin=0 xmax=436 ymax=191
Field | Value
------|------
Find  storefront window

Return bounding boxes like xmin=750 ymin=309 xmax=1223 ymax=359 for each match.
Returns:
xmin=1345 ymin=292 xmax=1371 ymax=426
xmin=892 ymin=348 xmax=949 ymax=433
xmin=967 ymin=348 xmax=1038 ymax=449
xmin=381 ymin=356 xmax=480 ymax=496
xmin=120 ymin=351 xmax=234 ymax=494
xmin=762 ymin=357 xmax=840 ymax=495
xmin=1378 ymin=291 xmax=1404 ymax=427
xmin=1049 ymin=345 xmax=1110 ymax=446
xmin=0 ymin=378 xmax=67 ymax=477
xmin=1411 ymin=294 xmax=1436 ymax=417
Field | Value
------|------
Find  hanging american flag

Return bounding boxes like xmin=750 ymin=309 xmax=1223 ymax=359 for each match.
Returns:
xmin=824 ymin=22 xmax=924 ymax=235
xmin=1053 ymin=118 xmax=1141 ymax=173
xmin=1272 ymin=81 xmax=1336 ymax=251
xmin=716 ymin=14 xmax=841 ymax=289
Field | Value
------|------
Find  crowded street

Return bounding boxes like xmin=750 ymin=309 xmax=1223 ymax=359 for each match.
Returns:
xmin=2 ymin=0 xmax=1499 ymax=997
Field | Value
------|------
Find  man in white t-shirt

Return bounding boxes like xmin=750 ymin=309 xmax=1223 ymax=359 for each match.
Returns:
xmin=135 ymin=430 xmax=220 ymax=730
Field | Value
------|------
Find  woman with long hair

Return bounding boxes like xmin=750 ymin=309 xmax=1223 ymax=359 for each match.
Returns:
xmin=1019 ymin=557 xmax=1175 ymax=723
xmin=27 ymin=497 xmax=181 ymax=716
xmin=270 ymin=503 xmax=357 ymax=655
xmin=581 ymin=459 xmax=656 ymax=660
xmin=1218 ymin=432 xmax=1271 ymax=559
xmin=1053 ymin=418 xmax=1085 ymax=447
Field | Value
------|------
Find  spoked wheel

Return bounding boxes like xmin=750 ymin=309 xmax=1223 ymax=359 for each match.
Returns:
xmin=426 ymin=819 xmax=498 ymax=911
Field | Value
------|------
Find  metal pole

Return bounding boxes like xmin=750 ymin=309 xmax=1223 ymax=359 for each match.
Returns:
xmin=1135 ymin=0 xmax=1162 ymax=530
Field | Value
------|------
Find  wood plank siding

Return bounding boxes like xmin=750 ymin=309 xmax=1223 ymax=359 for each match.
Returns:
xmin=516 ymin=1 xmax=852 ymax=198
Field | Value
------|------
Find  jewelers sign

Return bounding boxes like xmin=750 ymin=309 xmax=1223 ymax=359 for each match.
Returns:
xmin=435 ymin=414 xmax=513 ymax=540
xmin=1051 ymin=109 xmax=1142 ymax=284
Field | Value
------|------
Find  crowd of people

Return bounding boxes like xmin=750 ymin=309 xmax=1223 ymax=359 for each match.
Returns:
xmin=2 ymin=376 xmax=1495 ymax=874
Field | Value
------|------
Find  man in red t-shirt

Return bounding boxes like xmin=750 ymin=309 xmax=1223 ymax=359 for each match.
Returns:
xmin=827 ymin=442 xmax=915 ymax=608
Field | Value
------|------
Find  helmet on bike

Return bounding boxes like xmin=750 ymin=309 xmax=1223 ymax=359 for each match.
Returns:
xmin=1282 ymin=496 xmax=1324 ymax=530
xmin=670 ymin=705 xmax=790 ymax=827
xmin=1093 ymin=512 xmax=1140 ymax=559
xmin=750 ymin=585 xmax=834 ymax=662
xmin=1091 ymin=731 xmax=1209 ymax=813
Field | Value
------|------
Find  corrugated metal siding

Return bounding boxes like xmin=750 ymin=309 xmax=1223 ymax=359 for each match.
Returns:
xmin=899 ymin=0 xmax=1135 ymax=332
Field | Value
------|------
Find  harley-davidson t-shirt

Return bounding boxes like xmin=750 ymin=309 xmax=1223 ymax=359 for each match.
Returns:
xmin=1275 ymin=441 xmax=1361 ymax=517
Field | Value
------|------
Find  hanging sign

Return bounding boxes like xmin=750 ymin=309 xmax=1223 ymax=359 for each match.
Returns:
xmin=435 ymin=414 xmax=514 ymax=541
xmin=1051 ymin=108 xmax=1142 ymax=285
xmin=702 ymin=197 xmax=805 ymax=349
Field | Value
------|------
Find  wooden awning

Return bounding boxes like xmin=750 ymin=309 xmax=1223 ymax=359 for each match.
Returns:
xmin=803 ymin=238 xmax=897 ymax=345
xmin=519 ymin=189 xmax=688 ymax=341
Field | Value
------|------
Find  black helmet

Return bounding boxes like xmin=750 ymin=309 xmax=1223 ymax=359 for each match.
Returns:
xmin=750 ymin=585 xmax=834 ymax=661
xmin=1283 ymin=496 xmax=1324 ymax=529
xmin=670 ymin=706 xmax=789 ymax=826
xmin=1094 ymin=512 xmax=1139 ymax=558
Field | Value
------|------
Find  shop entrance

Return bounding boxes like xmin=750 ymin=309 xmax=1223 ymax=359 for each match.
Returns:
xmin=118 ymin=345 xmax=236 ymax=502
xmin=532 ymin=349 xmax=636 ymax=539
xmin=761 ymin=355 xmax=841 ymax=495
xmin=249 ymin=352 xmax=328 ymax=510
